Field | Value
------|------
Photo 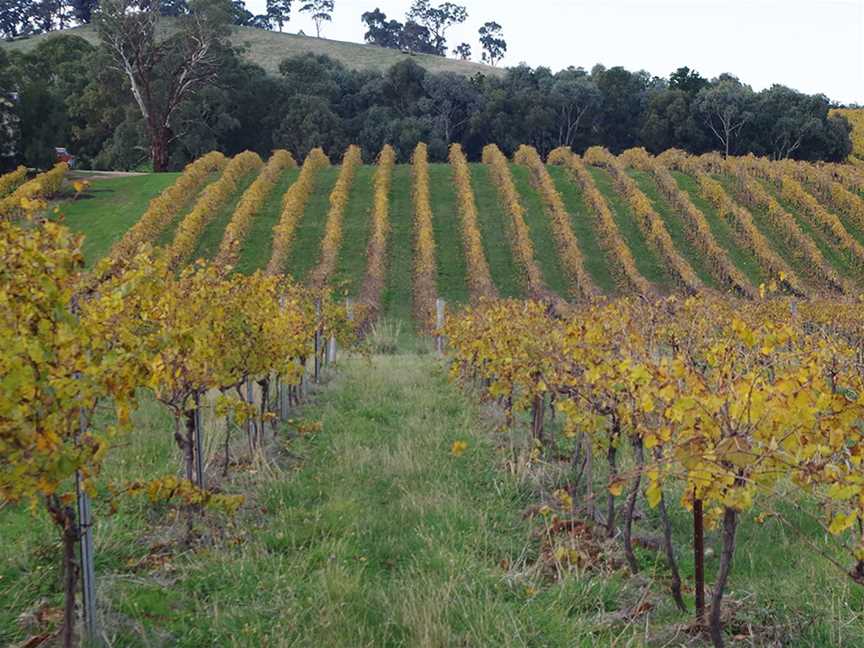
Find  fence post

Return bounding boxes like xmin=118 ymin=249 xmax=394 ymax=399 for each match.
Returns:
xmin=327 ymin=335 xmax=337 ymax=365
xmin=314 ymin=299 xmax=322 ymax=384
xmin=435 ymin=298 xmax=446 ymax=354
xmin=75 ymin=408 xmax=97 ymax=643
xmin=193 ymin=391 xmax=205 ymax=489
xmin=246 ymin=377 xmax=256 ymax=451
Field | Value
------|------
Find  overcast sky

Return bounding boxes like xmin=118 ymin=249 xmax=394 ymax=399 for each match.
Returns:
xmin=244 ymin=0 xmax=864 ymax=105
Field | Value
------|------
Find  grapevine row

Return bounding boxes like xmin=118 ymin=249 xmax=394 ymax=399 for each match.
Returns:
xmin=265 ymin=148 xmax=330 ymax=276
xmin=0 ymin=165 xmax=27 ymax=197
xmin=0 ymin=162 xmax=69 ymax=220
xmin=445 ymin=294 xmax=864 ymax=648
xmin=621 ymin=148 xmax=756 ymax=298
xmin=584 ymin=146 xmax=702 ymax=293
xmin=3 ymin=212 xmax=354 ymax=643
xmin=448 ymin=144 xmax=497 ymax=301
xmin=166 ymin=151 xmax=263 ymax=270
xmin=412 ymin=143 xmax=439 ymax=331
xmin=358 ymin=144 xmax=396 ymax=322
xmin=744 ymin=157 xmax=864 ymax=268
xmin=214 ymin=150 xmax=296 ymax=269
xmin=513 ymin=145 xmax=598 ymax=300
xmin=308 ymin=145 xmax=362 ymax=291
xmin=658 ymin=150 xmax=805 ymax=295
xmin=547 ymin=148 xmax=652 ymax=295
xmin=482 ymin=144 xmax=546 ymax=297
xmin=721 ymin=156 xmax=849 ymax=293
xmin=109 ymin=151 xmax=226 ymax=263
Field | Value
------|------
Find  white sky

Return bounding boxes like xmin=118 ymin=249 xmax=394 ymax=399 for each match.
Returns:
xmin=245 ymin=0 xmax=864 ymax=104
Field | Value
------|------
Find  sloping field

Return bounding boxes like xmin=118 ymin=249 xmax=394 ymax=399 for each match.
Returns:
xmin=52 ymin=144 xmax=864 ymax=332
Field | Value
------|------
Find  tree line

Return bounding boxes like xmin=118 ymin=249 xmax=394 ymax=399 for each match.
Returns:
xmin=0 ymin=0 xmax=852 ymax=172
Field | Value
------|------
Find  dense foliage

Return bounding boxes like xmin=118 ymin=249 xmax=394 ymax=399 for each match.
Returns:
xmin=0 ymin=20 xmax=853 ymax=171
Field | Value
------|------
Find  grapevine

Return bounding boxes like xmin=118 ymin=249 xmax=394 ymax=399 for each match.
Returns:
xmin=214 ymin=149 xmax=296 ymax=269
xmin=412 ymin=142 xmax=439 ymax=331
xmin=514 ymin=144 xmax=598 ymax=300
xmin=584 ymin=146 xmax=702 ymax=293
xmin=266 ymin=148 xmax=331 ymax=276
xmin=308 ymin=145 xmax=362 ymax=290
xmin=449 ymin=143 xmax=497 ymax=301
xmin=358 ymin=144 xmax=396 ymax=324
xmin=548 ymin=147 xmax=652 ymax=295
xmin=165 ymin=151 xmax=263 ymax=269
xmin=482 ymin=144 xmax=546 ymax=298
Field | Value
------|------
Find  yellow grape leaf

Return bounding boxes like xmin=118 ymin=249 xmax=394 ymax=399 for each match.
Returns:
xmin=608 ymin=479 xmax=625 ymax=497
xmin=645 ymin=481 xmax=662 ymax=508
xmin=828 ymin=483 xmax=858 ymax=501
xmin=829 ymin=510 xmax=858 ymax=535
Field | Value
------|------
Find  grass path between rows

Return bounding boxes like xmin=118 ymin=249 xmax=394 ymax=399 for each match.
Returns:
xmin=225 ymin=354 xmax=582 ymax=647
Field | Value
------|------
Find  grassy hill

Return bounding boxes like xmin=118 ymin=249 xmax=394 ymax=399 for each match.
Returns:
xmin=0 ymin=21 xmax=503 ymax=77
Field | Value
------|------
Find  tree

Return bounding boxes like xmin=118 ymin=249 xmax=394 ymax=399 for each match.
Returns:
xmin=419 ymin=72 xmax=480 ymax=144
xmin=594 ymin=66 xmax=652 ymax=153
xmin=669 ymin=66 xmax=708 ymax=95
xmin=452 ymin=42 xmax=471 ymax=60
xmin=0 ymin=50 xmax=20 ymax=169
xmin=407 ymin=0 xmax=467 ymax=56
xmin=399 ymin=20 xmax=437 ymax=54
xmin=97 ymin=0 xmax=233 ymax=172
xmin=300 ymin=0 xmax=333 ymax=38
xmin=71 ymin=0 xmax=98 ymax=23
xmin=361 ymin=8 xmax=402 ymax=49
xmin=640 ymin=87 xmax=708 ymax=154
xmin=478 ymin=21 xmax=505 ymax=67
xmin=695 ymin=77 xmax=754 ymax=157
xmin=274 ymin=93 xmax=345 ymax=159
xmin=267 ymin=0 xmax=291 ymax=31
xmin=549 ymin=70 xmax=601 ymax=149
xmin=158 ymin=0 xmax=189 ymax=16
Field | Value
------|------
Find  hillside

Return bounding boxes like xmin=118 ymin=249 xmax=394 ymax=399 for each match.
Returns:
xmin=0 ymin=21 xmax=502 ymax=77
xmin=48 ymin=145 xmax=864 ymax=323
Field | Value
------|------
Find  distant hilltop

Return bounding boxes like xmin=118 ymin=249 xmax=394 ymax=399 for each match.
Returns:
xmin=0 ymin=20 xmax=503 ymax=78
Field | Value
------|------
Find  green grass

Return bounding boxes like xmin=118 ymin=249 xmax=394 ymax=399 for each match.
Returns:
xmin=234 ymin=167 xmax=300 ymax=275
xmin=588 ymin=166 xmax=672 ymax=290
xmin=629 ymin=169 xmax=719 ymax=289
xmin=284 ymin=166 xmax=341 ymax=283
xmin=671 ymin=170 xmax=765 ymax=288
xmin=428 ymin=163 xmax=470 ymax=306
xmin=546 ymin=166 xmax=617 ymax=294
xmin=381 ymin=165 xmax=414 ymax=326
xmin=189 ymin=170 xmax=259 ymax=262
xmin=55 ymin=173 xmax=180 ymax=265
xmin=510 ymin=164 xmax=571 ymax=297
xmin=332 ymin=165 xmax=376 ymax=297
xmin=470 ymin=164 xmax=524 ymax=298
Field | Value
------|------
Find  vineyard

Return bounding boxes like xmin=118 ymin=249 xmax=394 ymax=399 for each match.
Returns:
xmin=4 ymin=144 xmax=864 ymax=647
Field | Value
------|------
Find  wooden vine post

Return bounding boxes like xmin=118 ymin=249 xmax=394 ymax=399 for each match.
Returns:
xmin=314 ymin=299 xmax=322 ymax=383
xmin=194 ymin=391 xmax=205 ymax=489
xmin=75 ymin=408 xmax=98 ymax=644
xmin=694 ymin=494 xmax=706 ymax=623
xmin=435 ymin=298 xmax=446 ymax=354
